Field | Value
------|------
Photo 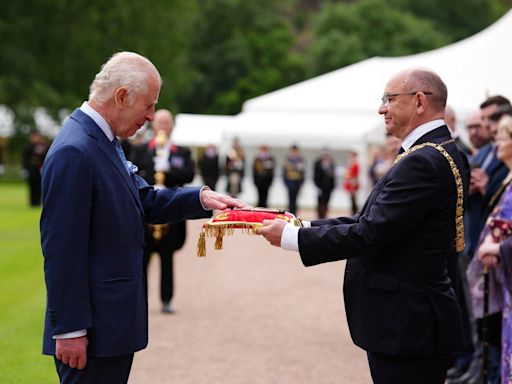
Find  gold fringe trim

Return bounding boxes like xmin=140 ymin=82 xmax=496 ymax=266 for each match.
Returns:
xmin=196 ymin=223 xmax=261 ymax=257
xmin=197 ymin=231 xmax=206 ymax=257
xmin=215 ymin=234 xmax=223 ymax=250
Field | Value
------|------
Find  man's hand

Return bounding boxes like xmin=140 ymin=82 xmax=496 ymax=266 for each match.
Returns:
xmin=470 ymin=168 xmax=489 ymax=195
xmin=55 ymin=336 xmax=88 ymax=370
xmin=257 ymin=219 xmax=287 ymax=247
xmin=200 ymin=188 xmax=248 ymax=210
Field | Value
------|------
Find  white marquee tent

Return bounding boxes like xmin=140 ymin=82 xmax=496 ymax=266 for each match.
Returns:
xmin=174 ymin=10 xmax=512 ymax=210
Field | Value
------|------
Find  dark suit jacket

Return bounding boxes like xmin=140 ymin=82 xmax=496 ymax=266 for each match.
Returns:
xmin=298 ymin=126 xmax=469 ymax=356
xmin=40 ymin=109 xmax=210 ymax=357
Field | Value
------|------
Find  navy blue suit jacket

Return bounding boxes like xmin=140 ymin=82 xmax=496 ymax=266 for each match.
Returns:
xmin=40 ymin=109 xmax=210 ymax=357
xmin=298 ymin=126 xmax=469 ymax=356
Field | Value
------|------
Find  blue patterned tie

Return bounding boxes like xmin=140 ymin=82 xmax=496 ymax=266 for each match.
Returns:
xmin=112 ymin=138 xmax=130 ymax=175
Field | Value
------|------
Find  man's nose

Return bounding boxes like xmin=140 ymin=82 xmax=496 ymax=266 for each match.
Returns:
xmin=378 ymin=104 xmax=387 ymax=114
xmin=146 ymin=109 xmax=155 ymax=122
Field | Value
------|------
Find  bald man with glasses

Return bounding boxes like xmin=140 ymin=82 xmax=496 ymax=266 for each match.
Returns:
xmin=259 ymin=69 xmax=470 ymax=384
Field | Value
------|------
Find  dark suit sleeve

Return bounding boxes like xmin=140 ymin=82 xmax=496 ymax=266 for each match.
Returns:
xmin=40 ymin=145 xmax=94 ymax=335
xmin=135 ymin=175 xmax=210 ymax=224
xmin=311 ymin=215 xmax=360 ymax=227
xmin=299 ymin=151 xmax=440 ymax=266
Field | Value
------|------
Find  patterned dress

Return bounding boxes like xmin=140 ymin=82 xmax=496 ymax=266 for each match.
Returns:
xmin=468 ymin=179 xmax=512 ymax=383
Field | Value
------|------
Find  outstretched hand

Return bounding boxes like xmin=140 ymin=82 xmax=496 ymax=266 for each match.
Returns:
xmin=200 ymin=188 xmax=248 ymax=211
xmin=257 ymin=219 xmax=287 ymax=247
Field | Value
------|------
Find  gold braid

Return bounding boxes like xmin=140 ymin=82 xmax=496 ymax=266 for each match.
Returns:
xmin=394 ymin=139 xmax=465 ymax=252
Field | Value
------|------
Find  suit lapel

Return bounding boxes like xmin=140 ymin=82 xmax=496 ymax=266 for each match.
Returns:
xmin=71 ymin=109 xmax=144 ymax=213
xmin=97 ymin=139 xmax=143 ymax=210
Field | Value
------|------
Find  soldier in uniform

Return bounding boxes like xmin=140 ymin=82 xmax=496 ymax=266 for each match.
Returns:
xmin=252 ymin=145 xmax=275 ymax=207
xmin=130 ymin=109 xmax=195 ymax=313
xmin=22 ymin=131 xmax=49 ymax=206
xmin=198 ymin=144 xmax=220 ymax=190
xmin=313 ymin=148 xmax=336 ymax=219
xmin=225 ymin=137 xmax=245 ymax=197
xmin=283 ymin=144 xmax=305 ymax=215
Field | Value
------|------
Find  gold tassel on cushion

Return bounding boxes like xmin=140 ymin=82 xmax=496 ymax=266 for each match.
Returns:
xmin=215 ymin=234 xmax=224 ymax=250
xmin=214 ymin=226 xmax=227 ymax=250
xmin=197 ymin=231 xmax=206 ymax=257
xmin=197 ymin=208 xmax=303 ymax=257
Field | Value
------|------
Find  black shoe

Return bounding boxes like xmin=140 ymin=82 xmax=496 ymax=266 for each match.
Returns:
xmin=162 ymin=302 xmax=175 ymax=314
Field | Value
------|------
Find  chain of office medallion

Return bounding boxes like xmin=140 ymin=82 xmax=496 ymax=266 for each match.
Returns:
xmin=394 ymin=139 xmax=465 ymax=252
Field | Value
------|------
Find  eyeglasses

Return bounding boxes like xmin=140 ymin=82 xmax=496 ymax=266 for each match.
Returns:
xmin=381 ymin=92 xmax=433 ymax=106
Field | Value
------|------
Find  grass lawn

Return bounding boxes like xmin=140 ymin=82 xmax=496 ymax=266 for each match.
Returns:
xmin=0 ymin=182 xmax=55 ymax=383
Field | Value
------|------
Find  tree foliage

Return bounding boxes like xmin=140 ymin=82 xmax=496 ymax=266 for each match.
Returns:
xmin=0 ymin=0 xmax=509 ymax=127
xmin=178 ymin=0 xmax=304 ymax=114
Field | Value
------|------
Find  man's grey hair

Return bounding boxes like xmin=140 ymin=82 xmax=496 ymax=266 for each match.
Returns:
xmin=88 ymin=51 xmax=161 ymax=105
xmin=405 ymin=69 xmax=448 ymax=111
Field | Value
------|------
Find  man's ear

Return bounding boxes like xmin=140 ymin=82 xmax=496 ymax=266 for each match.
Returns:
xmin=113 ymin=87 xmax=128 ymax=108
xmin=416 ymin=92 xmax=427 ymax=114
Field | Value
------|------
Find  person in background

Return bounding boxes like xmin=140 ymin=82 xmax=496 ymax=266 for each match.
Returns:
xmin=446 ymin=110 xmax=492 ymax=384
xmin=22 ymin=131 xmax=48 ymax=206
xmin=198 ymin=144 xmax=220 ymax=191
xmin=225 ymin=137 xmax=245 ymax=197
xmin=445 ymin=105 xmax=472 ymax=156
xmin=313 ymin=148 xmax=336 ymax=219
xmin=40 ymin=51 xmax=244 ymax=383
xmin=462 ymin=110 xmax=493 ymax=262
xmin=468 ymin=115 xmax=512 ymax=384
xmin=457 ymin=96 xmax=511 ymax=384
xmin=283 ymin=144 xmax=305 ymax=215
xmin=466 ymin=110 xmax=489 ymax=157
xmin=343 ymin=150 xmax=359 ymax=215
xmin=259 ymin=68 xmax=470 ymax=384
xmin=369 ymin=132 xmax=402 ymax=185
xmin=130 ymin=109 xmax=195 ymax=314
xmin=252 ymin=145 xmax=275 ymax=207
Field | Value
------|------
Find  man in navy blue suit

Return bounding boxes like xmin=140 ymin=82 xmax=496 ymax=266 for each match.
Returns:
xmin=40 ymin=51 xmax=245 ymax=383
xmin=259 ymin=69 xmax=470 ymax=384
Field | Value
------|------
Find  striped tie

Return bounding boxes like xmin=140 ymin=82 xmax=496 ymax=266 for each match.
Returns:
xmin=112 ymin=138 xmax=130 ymax=175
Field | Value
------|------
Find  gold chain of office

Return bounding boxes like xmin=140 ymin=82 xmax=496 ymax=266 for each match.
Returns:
xmin=394 ymin=139 xmax=465 ymax=253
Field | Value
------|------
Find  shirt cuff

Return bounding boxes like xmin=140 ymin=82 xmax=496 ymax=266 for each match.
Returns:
xmin=199 ymin=186 xmax=211 ymax=211
xmin=280 ymin=220 xmax=311 ymax=251
xmin=281 ymin=223 xmax=300 ymax=251
xmin=53 ymin=329 xmax=87 ymax=339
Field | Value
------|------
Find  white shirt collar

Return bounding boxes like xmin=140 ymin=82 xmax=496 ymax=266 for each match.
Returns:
xmin=401 ymin=119 xmax=445 ymax=151
xmin=79 ymin=102 xmax=114 ymax=142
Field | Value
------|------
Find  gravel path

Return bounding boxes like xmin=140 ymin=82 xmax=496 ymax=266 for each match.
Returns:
xmin=129 ymin=211 xmax=372 ymax=384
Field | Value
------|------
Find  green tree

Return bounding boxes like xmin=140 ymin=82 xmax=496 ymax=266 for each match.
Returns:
xmin=387 ymin=0 xmax=511 ymax=41
xmin=0 ymin=0 xmax=198 ymax=160
xmin=179 ymin=0 xmax=304 ymax=114
xmin=307 ymin=0 xmax=449 ymax=76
